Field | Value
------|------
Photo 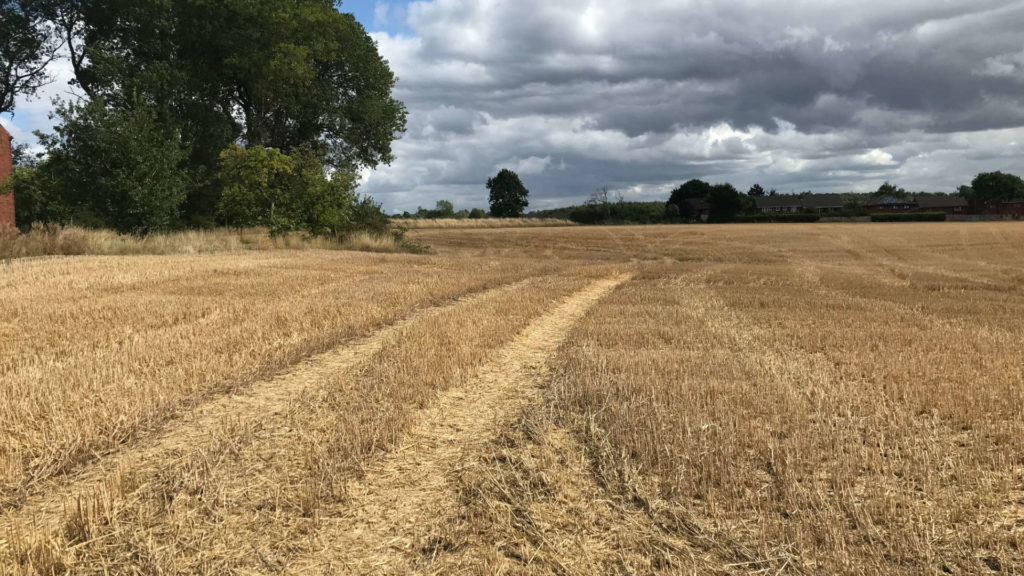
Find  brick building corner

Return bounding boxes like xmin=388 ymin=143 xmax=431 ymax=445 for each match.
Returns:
xmin=0 ymin=124 xmax=14 ymax=228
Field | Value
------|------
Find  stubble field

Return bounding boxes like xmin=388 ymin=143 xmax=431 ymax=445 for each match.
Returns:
xmin=1 ymin=223 xmax=1022 ymax=574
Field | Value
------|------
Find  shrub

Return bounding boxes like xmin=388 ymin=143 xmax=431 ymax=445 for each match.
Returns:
xmin=871 ymin=212 xmax=947 ymax=222
xmin=217 ymin=144 xmax=296 ymax=232
xmin=37 ymin=99 xmax=190 ymax=234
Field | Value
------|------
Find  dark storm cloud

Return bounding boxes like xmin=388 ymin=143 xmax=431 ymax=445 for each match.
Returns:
xmin=360 ymin=0 xmax=1024 ymax=212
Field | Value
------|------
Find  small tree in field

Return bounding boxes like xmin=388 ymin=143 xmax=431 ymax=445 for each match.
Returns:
xmin=487 ymin=169 xmax=529 ymax=217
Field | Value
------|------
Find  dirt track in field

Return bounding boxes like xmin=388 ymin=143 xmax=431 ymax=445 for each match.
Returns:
xmin=0 ymin=277 xmax=539 ymax=548
xmin=291 ymin=274 xmax=631 ymax=575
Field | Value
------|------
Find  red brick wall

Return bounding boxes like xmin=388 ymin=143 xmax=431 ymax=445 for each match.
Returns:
xmin=0 ymin=125 xmax=14 ymax=228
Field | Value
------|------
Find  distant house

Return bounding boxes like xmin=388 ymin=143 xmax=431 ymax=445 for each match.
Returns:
xmin=914 ymin=194 xmax=968 ymax=215
xmin=1001 ymin=200 xmax=1024 ymax=219
xmin=865 ymin=195 xmax=915 ymax=212
xmin=754 ymin=195 xmax=803 ymax=213
xmin=0 ymin=124 xmax=14 ymax=228
xmin=801 ymin=194 xmax=845 ymax=214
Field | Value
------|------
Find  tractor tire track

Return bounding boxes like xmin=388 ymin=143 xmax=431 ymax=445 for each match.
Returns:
xmin=293 ymin=273 xmax=631 ymax=575
xmin=0 ymin=276 xmax=544 ymax=549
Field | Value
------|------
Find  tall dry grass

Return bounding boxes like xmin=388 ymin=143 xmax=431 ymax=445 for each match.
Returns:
xmin=0 ymin=224 xmax=412 ymax=259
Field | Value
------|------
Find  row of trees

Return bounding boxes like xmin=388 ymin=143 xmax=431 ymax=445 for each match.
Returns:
xmin=2 ymin=0 xmax=406 ymax=235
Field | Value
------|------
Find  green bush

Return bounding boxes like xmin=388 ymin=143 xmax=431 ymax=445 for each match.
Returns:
xmin=36 ymin=99 xmax=190 ymax=234
xmin=568 ymin=201 xmax=671 ymax=225
xmin=870 ymin=212 xmax=947 ymax=222
xmin=735 ymin=213 xmax=821 ymax=223
xmin=217 ymin=144 xmax=297 ymax=232
xmin=216 ymin=145 xmax=378 ymax=237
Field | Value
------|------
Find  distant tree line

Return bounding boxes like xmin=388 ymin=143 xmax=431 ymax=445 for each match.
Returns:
xmin=527 ymin=171 xmax=1024 ymax=225
xmin=2 ymin=0 xmax=406 ymax=236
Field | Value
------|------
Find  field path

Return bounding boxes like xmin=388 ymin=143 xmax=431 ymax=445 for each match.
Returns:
xmin=0 ymin=277 xmax=541 ymax=548
xmin=293 ymin=273 xmax=630 ymax=575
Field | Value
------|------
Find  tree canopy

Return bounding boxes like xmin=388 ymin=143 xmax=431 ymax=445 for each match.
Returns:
xmin=0 ymin=0 xmax=61 ymax=115
xmin=970 ymin=172 xmax=1024 ymax=205
xmin=9 ymin=0 xmax=407 ymax=234
xmin=487 ymin=169 xmax=530 ymax=217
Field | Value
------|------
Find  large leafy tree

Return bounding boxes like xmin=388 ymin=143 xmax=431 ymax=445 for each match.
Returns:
xmin=706 ymin=183 xmax=745 ymax=223
xmin=0 ymin=0 xmax=61 ymax=115
xmin=971 ymin=171 xmax=1024 ymax=205
xmin=487 ymin=169 xmax=530 ymax=217
xmin=43 ymin=0 xmax=406 ymax=225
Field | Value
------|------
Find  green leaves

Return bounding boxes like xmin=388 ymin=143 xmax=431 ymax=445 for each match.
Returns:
xmin=40 ymin=0 xmax=406 ymax=227
xmin=487 ymin=169 xmax=530 ymax=218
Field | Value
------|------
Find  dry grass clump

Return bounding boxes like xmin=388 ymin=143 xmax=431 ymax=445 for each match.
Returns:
xmin=390 ymin=217 xmax=574 ymax=229
xmin=0 ymin=224 xmax=414 ymax=259
xmin=0 ymin=250 xmax=565 ymax=510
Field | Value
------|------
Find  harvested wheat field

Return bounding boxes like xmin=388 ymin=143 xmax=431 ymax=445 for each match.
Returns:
xmin=1 ymin=223 xmax=1023 ymax=575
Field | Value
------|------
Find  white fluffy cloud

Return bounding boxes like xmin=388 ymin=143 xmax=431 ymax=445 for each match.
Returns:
xmin=358 ymin=0 xmax=1024 ymax=211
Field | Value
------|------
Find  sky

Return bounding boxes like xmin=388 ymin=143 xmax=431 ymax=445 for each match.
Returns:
xmin=4 ymin=1 xmax=1024 ymax=213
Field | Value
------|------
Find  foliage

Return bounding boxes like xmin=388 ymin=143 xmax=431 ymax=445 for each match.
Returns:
xmin=876 ymin=181 xmax=909 ymax=198
xmin=871 ymin=212 xmax=947 ymax=222
xmin=706 ymin=183 xmax=746 ymax=223
xmin=37 ymin=99 xmax=190 ymax=234
xmin=469 ymin=208 xmax=487 ymax=219
xmin=668 ymin=179 xmax=712 ymax=203
xmin=487 ymin=169 xmax=530 ymax=217
xmin=216 ymin=144 xmax=371 ymax=237
xmin=747 ymin=184 xmax=766 ymax=197
xmin=970 ymin=171 xmax=1024 ymax=205
xmin=569 ymin=201 xmax=671 ymax=225
xmin=0 ymin=0 xmax=60 ymax=115
xmin=216 ymin=144 xmax=296 ymax=231
xmin=40 ymin=0 xmax=406 ymax=226
xmin=3 ymin=164 xmax=62 ymax=228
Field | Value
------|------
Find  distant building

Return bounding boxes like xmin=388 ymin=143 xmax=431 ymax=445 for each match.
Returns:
xmin=753 ymin=195 xmax=803 ymax=213
xmin=1001 ymin=200 xmax=1024 ymax=219
xmin=865 ymin=195 xmax=915 ymax=212
xmin=754 ymin=194 xmax=845 ymax=214
xmin=0 ymin=124 xmax=14 ymax=228
xmin=914 ymin=194 xmax=968 ymax=215
xmin=800 ymin=194 xmax=846 ymax=214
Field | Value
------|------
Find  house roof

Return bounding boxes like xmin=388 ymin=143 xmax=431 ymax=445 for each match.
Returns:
xmin=914 ymin=195 xmax=968 ymax=209
xmin=800 ymin=194 xmax=845 ymax=208
xmin=866 ymin=195 xmax=914 ymax=207
xmin=754 ymin=195 xmax=803 ymax=209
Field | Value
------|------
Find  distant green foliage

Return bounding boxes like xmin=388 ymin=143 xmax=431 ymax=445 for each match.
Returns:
xmin=568 ymin=201 xmax=671 ymax=224
xmin=487 ymin=169 xmax=530 ymax=217
xmin=469 ymin=208 xmax=487 ymax=219
xmin=706 ymin=183 xmax=746 ymax=223
xmin=970 ymin=172 xmax=1024 ymax=205
xmin=871 ymin=212 xmax=947 ymax=222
